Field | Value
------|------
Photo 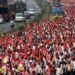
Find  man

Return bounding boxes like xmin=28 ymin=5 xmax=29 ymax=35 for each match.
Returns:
xmin=55 ymin=64 xmax=63 ymax=75
xmin=10 ymin=20 xmax=15 ymax=30
xmin=35 ymin=63 xmax=43 ymax=75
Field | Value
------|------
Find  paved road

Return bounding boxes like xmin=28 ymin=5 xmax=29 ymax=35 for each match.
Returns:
xmin=26 ymin=0 xmax=41 ymax=14
xmin=0 ymin=22 xmax=11 ymax=33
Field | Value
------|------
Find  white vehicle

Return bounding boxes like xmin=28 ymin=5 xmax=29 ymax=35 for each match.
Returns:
xmin=15 ymin=13 xmax=25 ymax=21
xmin=0 ymin=15 xmax=3 ymax=23
xmin=27 ymin=8 xmax=35 ymax=15
xmin=10 ymin=20 xmax=15 ymax=29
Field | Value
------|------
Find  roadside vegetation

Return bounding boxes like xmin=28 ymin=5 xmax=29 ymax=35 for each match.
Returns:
xmin=35 ymin=0 xmax=52 ymax=20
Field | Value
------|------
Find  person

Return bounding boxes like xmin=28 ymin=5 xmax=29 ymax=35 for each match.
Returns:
xmin=0 ymin=1 xmax=75 ymax=74
xmin=55 ymin=64 xmax=63 ymax=75
xmin=10 ymin=20 xmax=15 ymax=29
xmin=66 ymin=61 xmax=73 ymax=75
xmin=71 ymin=59 xmax=75 ymax=75
xmin=35 ymin=63 xmax=43 ymax=75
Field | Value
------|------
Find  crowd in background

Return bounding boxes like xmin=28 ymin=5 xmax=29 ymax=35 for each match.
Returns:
xmin=48 ymin=0 xmax=75 ymax=4
xmin=61 ymin=0 xmax=75 ymax=4
xmin=0 ymin=2 xmax=75 ymax=75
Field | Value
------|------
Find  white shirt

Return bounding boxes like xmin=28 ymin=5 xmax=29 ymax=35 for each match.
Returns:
xmin=35 ymin=64 xmax=42 ymax=73
xmin=56 ymin=67 xmax=63 ymax=75
xmin=72 ymin=61 xmax=75 ymax=69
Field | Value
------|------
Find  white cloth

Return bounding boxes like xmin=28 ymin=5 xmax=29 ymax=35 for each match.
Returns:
xmin=72 ymin=61 xmax=75 ymax=69
xmin=35 ymin=64 xmax=42 ymax=73
xmin=56 ymin=67 xmax=63 ymax=75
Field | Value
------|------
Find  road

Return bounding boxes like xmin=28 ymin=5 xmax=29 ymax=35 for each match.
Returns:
xmin=0 ymin=0 xmax=41 ymax=33
xmin=26 ymin=0 xmax=41 ymax=14
xmin=0 ymin=22 xmax=11 ymax=33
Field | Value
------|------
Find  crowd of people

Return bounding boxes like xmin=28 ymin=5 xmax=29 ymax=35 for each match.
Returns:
xmin=0 ymin=2 xmax=75 ymax=75
xmin=61 ymin=0 xmax=75 ymax=4
xmin=48 ymin=0 xmax=75 ymax=4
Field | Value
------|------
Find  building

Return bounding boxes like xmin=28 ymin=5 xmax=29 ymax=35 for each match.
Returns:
xmin=47 ymin=0 xmax=61 ymax=6
xmin=0 ymin=0 xmax=7 ymax=6
xmin=53 ymin=0 xmax=61 ymax=7
xmin=8 ymin=0 xmax=26 ymax=5
xmin=7 ymin=0 xmax=15 ymax=4
xmin=53 ymin=0 xmax=61 ymax=3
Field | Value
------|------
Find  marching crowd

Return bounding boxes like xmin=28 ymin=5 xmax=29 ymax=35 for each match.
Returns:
xmin=0 ymin=2 xmax=75 ymax=75
xmin=61 ymin=0 xmax=75 ymax=4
